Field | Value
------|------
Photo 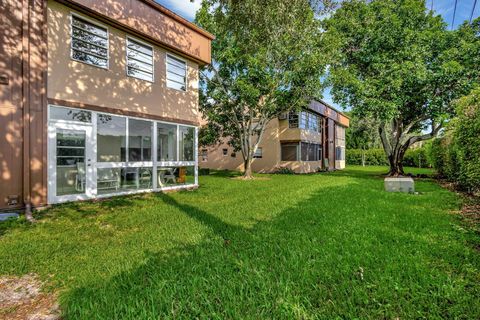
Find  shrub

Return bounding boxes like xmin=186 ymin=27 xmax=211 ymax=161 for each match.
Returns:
xmin=273 ymin=167 xmax=296 ymax=174
xmin=403 ymin=148 xmax=431 ymax=168
xmin=453 ymin=87 xmax=480 ymax=193
xmin=347 ymin=148 xmax=430 ymax=168
xmin=429 ymin=87 xmax=480 ymax=193
xmin=346 ymin=149 xmax=388 ymax=166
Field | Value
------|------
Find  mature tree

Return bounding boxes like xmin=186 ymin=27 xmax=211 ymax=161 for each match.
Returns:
xmin=196 ymin=0 xmax=328 ymax=179
xmin=323 ymin=0 xmax=478 ymax=176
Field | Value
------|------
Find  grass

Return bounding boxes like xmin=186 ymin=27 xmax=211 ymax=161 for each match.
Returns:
xmin=0 ymin=166 xmax=479 ymax=319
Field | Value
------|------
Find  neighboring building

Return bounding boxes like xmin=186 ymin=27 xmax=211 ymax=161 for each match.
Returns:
xmin=0 ymin=0 xmax=213 ymax=210
xmin=200 ymin=100 xmax=349 ymax=174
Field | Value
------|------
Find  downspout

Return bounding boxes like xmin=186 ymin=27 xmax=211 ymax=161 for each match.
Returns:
xmin=22 ymin=0 xmax=34 ymax=221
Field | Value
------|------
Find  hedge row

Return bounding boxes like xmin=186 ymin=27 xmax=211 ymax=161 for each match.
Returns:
xmin=346 ymin=148 xmax=431 ymax=168
xmin=428 ymin=87 xmax=480 ymax=193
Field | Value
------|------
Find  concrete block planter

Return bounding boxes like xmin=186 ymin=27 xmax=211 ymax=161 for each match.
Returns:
xmin=384 ymin=177 xmax=415 ymax=193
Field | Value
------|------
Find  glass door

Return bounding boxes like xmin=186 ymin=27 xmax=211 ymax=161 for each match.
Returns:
xmin=48 ymin=122 xmax=94 ymax=203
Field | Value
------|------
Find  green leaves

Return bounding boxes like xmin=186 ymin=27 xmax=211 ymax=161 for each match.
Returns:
xmin=196 ymin=0 xmax=328 ymax=173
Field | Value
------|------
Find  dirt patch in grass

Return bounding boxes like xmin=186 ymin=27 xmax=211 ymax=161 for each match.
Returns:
xmin=230 ymin=176 xmax=271 ymax=181
xmin=460 ymin=198 xmax=480 ymax=234
xmin=0 ymin=274 xmax=60 ymax=320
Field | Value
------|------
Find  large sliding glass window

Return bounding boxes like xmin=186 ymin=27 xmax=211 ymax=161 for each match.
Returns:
xmin=49 ymin=106 xmax=198 ymax=201
xmin=179 ymin=126 xmax=195 ymax=161
xmin=128 ymin=119 xmax=152 ymax=162
xmin=97 ymin=114 xmax=126 ymax=162
xmin=157 ymin=123 xmax=177 ymax=161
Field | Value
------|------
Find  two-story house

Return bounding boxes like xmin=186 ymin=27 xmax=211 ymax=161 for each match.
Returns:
xmin=200 ymin=100 xmax=349 ymax=174
xmin=0 ymin=0 xmax=213 ymax=211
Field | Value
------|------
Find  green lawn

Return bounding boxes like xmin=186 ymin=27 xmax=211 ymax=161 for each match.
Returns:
xmin=1 ymin=166 xmax=479 ymax=319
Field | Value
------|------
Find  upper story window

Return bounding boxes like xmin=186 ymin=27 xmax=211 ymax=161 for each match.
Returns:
xmin=71 ymin=15 xmax=109 ymax=69
xmin=288 ymin=110 xmax=321 ymax=133
xmin=335 ymin=125 xmax=346 ymax=147
xmin=166 ymin=54 xmax=187 ymax=91
xmin=253 ymin=147 xmax=263 ymax=159
xmin=126 ymin=37 xmax=154 ymax=82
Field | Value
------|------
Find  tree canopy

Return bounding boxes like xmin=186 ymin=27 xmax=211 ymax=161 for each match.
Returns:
xmin=323 ymin=0 xmax=479 ymax=175
xmin=196 ymin=0 xmax=327 ymax=178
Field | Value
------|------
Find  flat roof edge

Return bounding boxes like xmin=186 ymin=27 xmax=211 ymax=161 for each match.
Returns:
xmin=140 ymin=0 xmax=215 ymax=40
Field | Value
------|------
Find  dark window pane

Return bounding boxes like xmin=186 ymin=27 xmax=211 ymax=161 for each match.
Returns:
xmin=281 ymin=144 xmax=298 ymax=161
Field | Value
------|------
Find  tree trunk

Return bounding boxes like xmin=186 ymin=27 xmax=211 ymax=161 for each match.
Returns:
xmin=361 ymin=148 xmax=366 ymax=167
xmin=379 ymin=118 xmax=443 ymax=177
xmin=243 ymin=157 xmax=253 ymax=179
xmin=387 ymin=153 xmax=405 ymax=176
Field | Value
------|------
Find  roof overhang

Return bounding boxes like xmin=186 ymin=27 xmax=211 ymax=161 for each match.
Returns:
xmin=308 ymin=100 xmax=350 ymax=127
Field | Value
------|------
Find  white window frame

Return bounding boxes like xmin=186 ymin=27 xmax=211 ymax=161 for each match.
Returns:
xmin=70 ymin=12 xmax=109 ymax=69
xmin=253 ymin=147 xmax=263 ymax=159
xmin=126 ymin=35 xmax=155 ymax=82
xmin=166 ymin=53 xmax=188 ymax=92
xmin=47 ymin=105 xmax=198 ymax=204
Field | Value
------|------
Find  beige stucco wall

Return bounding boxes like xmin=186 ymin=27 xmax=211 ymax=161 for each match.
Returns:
xmin=278 ymin=119 xmax=323 ymax=144
xmin=47 ymin=0 xmax=200 ymax=124
xmin=200 ymin=119 xmax=325 ymax=174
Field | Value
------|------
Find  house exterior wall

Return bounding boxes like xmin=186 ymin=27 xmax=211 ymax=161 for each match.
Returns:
xmin=0 ymin=0 xmax=211 ymax=210
xmin=56 ymin=0 xmax=213 ymax=64
xmin=0 ymin=0 xmax=48 ymax=210
xmin=200 ymin=100 xmax=349 ymax=175
xmin=47 ymin=0 xmax=201 ymax=126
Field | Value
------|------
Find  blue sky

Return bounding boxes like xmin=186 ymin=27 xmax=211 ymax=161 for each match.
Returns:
xmin=157 ymin=0 xmax=480 ymax=110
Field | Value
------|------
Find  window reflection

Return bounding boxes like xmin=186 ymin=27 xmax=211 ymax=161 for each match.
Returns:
xmin=157 ymin=123 xmax=177 ymax=161
xmin=97 ymin=114 xmax=126 ymax=162
xmin=179 ymin=126 xmax=195 ymax=161
xmin=50 ymin=106 xmax=91 ymax=123
xmin=97 ymin=167 xmax=152 ymax=195
xmin=128 ymin=119 xmax=152 ymax=162
xmin=157 ymin=166 xmax=194 ymax=187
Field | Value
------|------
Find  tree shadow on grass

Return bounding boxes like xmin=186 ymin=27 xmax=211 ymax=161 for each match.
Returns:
xmin=60 ymin=181 xmax=480 ymax=320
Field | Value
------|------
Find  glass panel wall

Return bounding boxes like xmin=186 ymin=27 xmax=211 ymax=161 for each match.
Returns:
xmin=50 ymin=106 xmax=198 ymax=200
xmin=157 ymin=166 xmax=194 ymax=187
xmin=97 ymin=167 xmax=153 ymax=195
xmin=128 ymin=119 xmax=152 ymax=162
xmin=179 ymin=126 xmax=195 ymax=161
xmin=157 ymin=123 xmax=177 ymax=161
xmin=56 ymin=130 xmax=86 ymax=196
xmin=50 ymin=106 xmax=91 ymax=123
xmin=97 ymin=114 xmax=126 ymax=162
